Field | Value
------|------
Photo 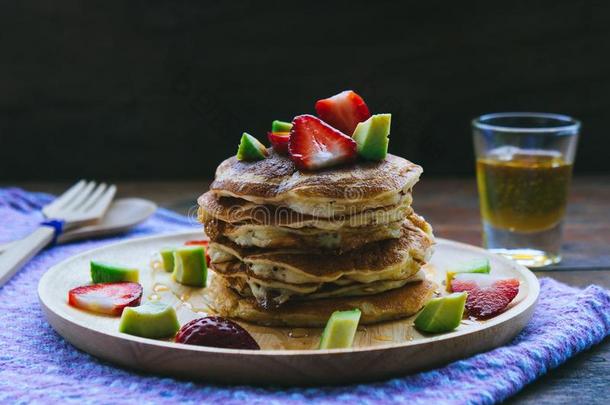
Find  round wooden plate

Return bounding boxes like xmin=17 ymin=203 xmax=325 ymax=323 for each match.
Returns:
xmin=38 ymin=231 xmax=539 ymax=386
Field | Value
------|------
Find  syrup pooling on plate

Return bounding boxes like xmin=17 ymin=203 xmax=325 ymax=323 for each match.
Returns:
xmin=153 ymin=283 xmax=169 ymax=292
xmin=149 ymin=252 xmax=214 ymax=316
xmin=288 ymin=328 xmax=309 ymax=338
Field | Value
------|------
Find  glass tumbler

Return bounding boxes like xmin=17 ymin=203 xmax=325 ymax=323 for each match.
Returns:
xmin=472 ymin=113 xmax=580 ymax=267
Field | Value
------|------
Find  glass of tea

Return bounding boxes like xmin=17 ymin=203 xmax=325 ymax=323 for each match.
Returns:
xmin=472 ymin=113 xmax=580 ymax=267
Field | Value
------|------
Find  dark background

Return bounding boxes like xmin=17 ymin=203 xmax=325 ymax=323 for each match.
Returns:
xmin=1 ymin=0 xmax=609 ymax=181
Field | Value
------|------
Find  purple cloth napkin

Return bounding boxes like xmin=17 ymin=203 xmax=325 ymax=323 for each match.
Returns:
xmin=1 ymin=187 xmax=609 ymax=404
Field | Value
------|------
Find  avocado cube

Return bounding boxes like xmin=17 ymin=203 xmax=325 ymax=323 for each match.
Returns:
xmin=319 ymin=309 xmax=361 ymax=349
xmin=414 ymin=292 xmax=467 ymax=333
xmin=272 ymin=120 xmax=293 ymax=132
xmin=119 ymin=301 xmax=180 ymax=339
xmin=353 ymin=114 xmax=391 ymax=161
xmin=237 ymin=132 xmax=267 ymax=161
xmin=172 ymin=246 xmax=207 ymax=287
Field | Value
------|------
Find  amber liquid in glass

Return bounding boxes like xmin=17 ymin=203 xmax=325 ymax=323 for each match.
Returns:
xmin=476 ymin=152 xmax=572 ymax=233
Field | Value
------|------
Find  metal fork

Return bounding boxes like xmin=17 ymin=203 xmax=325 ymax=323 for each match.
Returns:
xmin=0 ymin=180 xmax=116 ymax=286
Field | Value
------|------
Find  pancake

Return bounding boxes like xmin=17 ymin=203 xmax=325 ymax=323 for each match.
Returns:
xmin=218 ymin=265 xmax=427 ymax=307
xmin=212 ymin=255 xmax=426 ymax=307
xmin=203 ymin=217 xmax=403 ymax=251
xmin=198 ymin=192 xmax=414 ymax=230
xmin=207 ymin=217 xmax=434 ymax=285
xmin=208 ymin=274 xmax=436 ymax=327
xmin=208 ymin=151 xmax=422 ymax=217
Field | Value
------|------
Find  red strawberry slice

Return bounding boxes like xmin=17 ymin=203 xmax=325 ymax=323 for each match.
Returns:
xmin=315 ymin=90 xmax=371 ymax=135
xmin=185 ymin=240 xmax=211 ymax=267
xmin=288 ymin=115 xmax=357 ymax=171
xmin=450 ymin=274 xmax=520 ymax=319
xmin=68 ymin=282 xmax=142 ymax=316
xmin=267 ymin=131 xmax=290 ymax=155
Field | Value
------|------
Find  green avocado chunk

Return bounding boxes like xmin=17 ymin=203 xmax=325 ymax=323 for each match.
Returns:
xmin=414 ymin=292 xmax=467 ymax=333
xmin=352 ymin=113 xmax=391 ymax=161
xmin=319 ymin=309 xmax=361 ymax=349
xmin=90 ymin=261 xmax=139 ymax=283
xmin=118 ymin=301 xmax=180 ymax=339
xmin=446 ymin=258 xmax=490 ymax=291
xmin=271 ymin=120 xmax=293 ymax=132
xmin=160 ymin=248 xmax=175 ymax=272
xmin=172 ymin=246 xmax=207 ymax=287
xmin=237 ymin=132 xmax=267 ymax=161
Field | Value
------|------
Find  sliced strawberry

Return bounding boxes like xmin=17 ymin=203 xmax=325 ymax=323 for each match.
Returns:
xmin=450 ymin=274 xmax=520 ymax=319
xmin=315 ymin=90 xmax=371 ymax=135
xmin=185 ymin=240 xmax=211 ymax=267
xmin=267 ymin=131 xmax=290 ymax=155
xmin=68 ymin=282 xmax=142 ymax=316
xmin=288 ymin=115 xmax=357 ymax=171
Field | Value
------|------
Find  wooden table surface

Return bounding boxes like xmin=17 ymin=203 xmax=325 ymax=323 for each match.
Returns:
xmin=8 ymin=177 xmax=610 ymax=404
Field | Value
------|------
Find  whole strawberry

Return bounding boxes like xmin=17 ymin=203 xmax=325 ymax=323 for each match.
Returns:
xmin=175 ymin=316 xmax=260 ymax=350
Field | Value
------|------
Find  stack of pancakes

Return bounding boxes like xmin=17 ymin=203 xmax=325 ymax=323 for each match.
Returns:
xmin=199 ymin=151 xmax=436 ymax=326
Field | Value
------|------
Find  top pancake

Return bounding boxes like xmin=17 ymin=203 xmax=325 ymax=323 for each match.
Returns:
xmin=207 ymin=150 xmax=422 ymax=217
